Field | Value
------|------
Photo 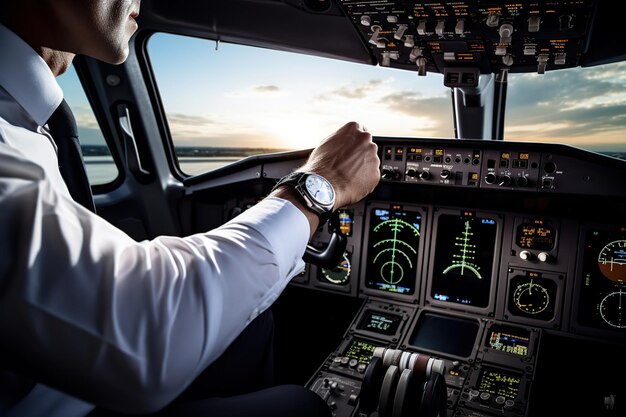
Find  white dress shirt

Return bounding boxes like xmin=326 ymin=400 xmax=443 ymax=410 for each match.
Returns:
xmin=0 ymin=24 xmax=309 ymax=416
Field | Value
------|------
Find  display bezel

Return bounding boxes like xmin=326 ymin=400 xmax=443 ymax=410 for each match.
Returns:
xmin=504 ymin=268 xmax=564 ymax=328
xmin=359 ymin=202 xmax=430 ymax=303
xmin=571 ymin=222 xmax=626 ymax=341
xmin=511 ymin=217 xmax=560 ymax=259
xmin=351 ymin=298 xmax=416 ymax=343
xmin=401 ymin=308 xmax=483 ymax=361
xmin=424 ymin=207 xmax=503 ymax=316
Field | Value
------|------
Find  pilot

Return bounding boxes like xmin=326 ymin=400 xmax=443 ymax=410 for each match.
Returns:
xmin=0 ymin=0 xmax=380 ymax=416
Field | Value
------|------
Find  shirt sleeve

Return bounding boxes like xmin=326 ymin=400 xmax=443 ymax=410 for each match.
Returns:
xmin=0 ymin=144 xmax=309 ymax=413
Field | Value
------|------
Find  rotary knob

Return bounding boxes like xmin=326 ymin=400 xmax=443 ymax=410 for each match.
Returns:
xmin=479 ymin=392 xmax=492 ymax=403
xmin=498 ymin=175 xmax=512 ymax=186
xmin=381 ymin=167 xmax=394 ymax=179
xmin=516 ymin=176 xmax=529 ymax=187
xmin=406 ymin=167 xmax=418 ymax=178
xmin=440 ymin=169 xmax=452 ymax=179
xmin=418 ymin=170 xmax=431 ymax=180
xmin=538 ymin=252 xmax=551 ymax=262
xmin=519 ymin=250 xmax=533 ymax=261
xmin=485 ymin=173 xmax=497 ymax=184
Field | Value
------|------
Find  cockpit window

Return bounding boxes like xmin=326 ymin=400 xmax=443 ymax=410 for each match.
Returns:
xmin=147 ymin=32 xmax=454 ymax=176
xmin=505 ymin=62 xmax=626 ymax=160
xmin=57 ymin=65 xmax=119 ymax=186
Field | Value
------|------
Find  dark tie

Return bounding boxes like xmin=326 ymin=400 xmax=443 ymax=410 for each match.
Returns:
xmin=46 ymin=99 xmax=96 ymax=213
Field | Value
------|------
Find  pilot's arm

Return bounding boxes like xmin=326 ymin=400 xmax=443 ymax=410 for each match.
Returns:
xmin=0 ymin=121 xmax=378 ymax=413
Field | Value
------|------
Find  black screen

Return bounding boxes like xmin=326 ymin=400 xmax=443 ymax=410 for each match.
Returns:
xmin=409 ymin=312 xmax=479 ymax=358
xmin=431 ymin=213 xmax=498 ymax=308
xmin=357 ymin=310 xmax=402 ymax=336
xmin=365 ymin=207 xmax=421 ymax=295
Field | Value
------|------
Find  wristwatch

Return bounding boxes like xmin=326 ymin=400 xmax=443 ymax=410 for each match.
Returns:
xmin=272 ymin=172 xmax=336 ymax=222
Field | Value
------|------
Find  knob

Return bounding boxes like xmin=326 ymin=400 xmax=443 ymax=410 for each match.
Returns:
xmin=479 ymin=392 xmax=491 ymax=403
xmin=484 ymin=173 xmax=497 ymax=184
xmin=349 ymin=358 xmax=358 ymax=368
xmin=409 ymin=47 xmax=423 ymax=61
xmin=404 ymin=35 xmax=415 ymax=48
xmin=382 ymin=168 xmax=394 ymax=179
xmin=519 ymin=250 xmax=533 ymax=261
xmin=468 ymin=389 xmax=480 ymax=401
xmin=418 ymin=171 xmax=431 ymax=180
xmin=455 ymin=18 xmax=465 ymax=35
xmin=495 ymin=396 xmax=506 ymax=406
xmin=516 ymin=176 xmax=529 ymax=187
xmin=417 ymin=19 xmax=427 ymax=35
xmin=360 ymin=15 xmax=371 ymax=26
xmin=435 ymin=20 xmax=445 ymax=36
xmin=340 ymin=357 xmax=350 ymax=366
xmin=406 ymin=168 xmax=418 ymax=178
xmin=498 ymin=175 xmax=512 ymax=186
xmin=502 ymin=53 xmax=514 ymax=66
xmin=486 ymin=13 xmax=499 ymax=27
xmin=440 ymin=169 xmax=451 ymax=179
xmin=538 ymin=252 xmax=551 ymax=262
xmin=504 ymin=399 xmax=516 ymax=410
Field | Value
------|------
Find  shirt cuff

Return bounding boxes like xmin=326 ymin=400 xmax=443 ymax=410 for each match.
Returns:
xmin=225 ymin=197 xmax=310 ymax=279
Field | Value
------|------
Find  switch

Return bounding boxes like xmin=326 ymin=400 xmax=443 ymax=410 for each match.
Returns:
xmin=404 ymin=35 xmax=415 ymax=48
xmin=394 ymin=24 xmax=408 ymax=40
xmin=524 ymin=44 xmax=536 ymax=56
xmin=499 ymin=23 xmax=513 ymax=43
xmin=416 ymin=57 xmax=427 ymax=76
xmin=360 ymin=15 xmax=371 ymax=26
xmin=417 ymin=19 xmax=427 ymax=35
xmin=348 ymin=394 xmax=359 ymax=406
xmin=435 ymin=20 xmax=445 ymax=36
xmin=495 ymin=46 xmax=507 ymax=56
xmin=555 ymin=53 xmax=566 ymax=65
xmin=537 ymin=54 xmax=549 ymax=74
xmin=486 ymin=13 xmax=499 ymax=27
xmin=502 ymin=53 xmax=514 ymax=66
xmin=559 ymin=15 xmax=573 ymax=31
xmin=455 ymin=18 xmax=465 ymax=35
xmin=387 ymin=15 xmax=398 ymax=23
xmin=409 ymin=47 xmax=423 ymax=61
xmin=528 ymin=16 xmax=541 ymax=32
xmin=443 ymin=52 xmax=455 ymax=61
xmin=368 ymin=25 xmax=382 ymax=46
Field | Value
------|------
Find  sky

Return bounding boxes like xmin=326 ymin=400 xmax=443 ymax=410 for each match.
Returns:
xmin=58 ymin=32 xmax=626 ymax=153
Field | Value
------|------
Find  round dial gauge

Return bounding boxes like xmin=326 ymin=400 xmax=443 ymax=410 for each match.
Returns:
xmin=513 ymin=280 xmax=550 ymax=315
xmin=305 ymin=174 xmax=335 ymax=206
xmin=599 ymin=290 xmax=626 ymax=328
xmin=320 ymin=253 xmax=351 ymax=285
xmin=597 ymin=240 xmax=626 ymax=283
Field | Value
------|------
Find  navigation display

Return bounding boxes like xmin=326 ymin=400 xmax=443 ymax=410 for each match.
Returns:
xmin=578 ymin=226 xmax=626 ymax=330
xmin=431 ymin=212 xmax=498 ymax=308
xmin=365 ymin=207 xmax=422 ymax=295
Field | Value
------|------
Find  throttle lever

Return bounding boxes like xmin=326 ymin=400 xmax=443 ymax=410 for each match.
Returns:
xmin=303 ymin=231 xmax=347 ymax=269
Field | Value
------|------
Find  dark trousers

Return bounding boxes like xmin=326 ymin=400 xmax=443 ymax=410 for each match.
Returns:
xmin=91 ymin=310 xmax=331 ymax=417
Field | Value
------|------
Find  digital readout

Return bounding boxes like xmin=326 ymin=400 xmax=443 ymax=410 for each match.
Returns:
xmin=333 ymin=209 xmax=353 ymax=237
xmin=478 ymin=367 xmax=522 ymax=399
xmin=357 ymin=310 xmax=402 ymax=336
xmin=343 ymin=339 xmax=377 ymax=364
xmin=516 ymin=223 xmax=556 ymax=251
xmin=486 ymin=325 xmax=530 ymax=356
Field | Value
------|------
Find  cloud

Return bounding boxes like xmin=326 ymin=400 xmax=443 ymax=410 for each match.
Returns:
xmin=316 ymin=79 xmax=388 ymax=100
xmin=253 ymin=85 xmax=280 ymax=93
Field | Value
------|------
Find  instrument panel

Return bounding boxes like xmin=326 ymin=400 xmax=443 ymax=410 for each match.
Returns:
xmin=209 ymin=136 xmax=626 ymax=417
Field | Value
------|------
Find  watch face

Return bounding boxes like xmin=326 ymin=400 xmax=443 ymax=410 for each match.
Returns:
xmin=305 ymin=174 xmax=335 ymax=206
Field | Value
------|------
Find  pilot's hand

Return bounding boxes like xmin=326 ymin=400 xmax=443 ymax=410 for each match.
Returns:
xmin=300 ymin=121 xmax=380 ymax=209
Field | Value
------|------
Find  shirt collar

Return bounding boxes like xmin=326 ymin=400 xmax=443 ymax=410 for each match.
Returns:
xmin=0 ymin=24 xmax=63 ymax=126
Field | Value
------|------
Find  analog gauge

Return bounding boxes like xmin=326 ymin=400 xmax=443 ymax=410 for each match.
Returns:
xmin=513 ymin=280 xmax=550 ymax=314
xmin=599 ymin=290 xmax=626 ymax=328
xmin=597 ymin=240 xmax=626 ymax=283
xmin=320 ymin=253 xmax=351 ymax=285
xmin=508 ymin=273 xmax=558 ymax=320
